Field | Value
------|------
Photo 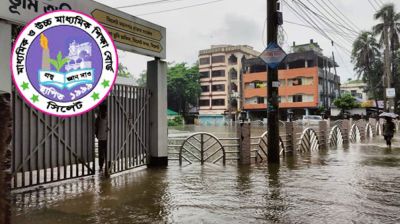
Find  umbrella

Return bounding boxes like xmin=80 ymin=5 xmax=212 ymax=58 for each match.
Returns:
xmin=379 ymin=112 xmax=399 ymax=119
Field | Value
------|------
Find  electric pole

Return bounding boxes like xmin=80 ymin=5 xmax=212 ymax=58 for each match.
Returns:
xmin=267 ymin=0 xmax=280 ymax=164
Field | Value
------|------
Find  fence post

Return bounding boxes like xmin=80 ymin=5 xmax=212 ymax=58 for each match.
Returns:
xmin=341 ymin=119 xmax=350 ymax=144
xmin=285 ymin=122 xmax=294 ymax=154
xmin=318 ymin=120 xmax=328 ymax=149
xmin=237 ymin=122 xmax=251 ymax=165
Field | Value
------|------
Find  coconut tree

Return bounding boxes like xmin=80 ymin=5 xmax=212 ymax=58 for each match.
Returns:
xmin=352 ymin=31 xmax=383 ymax=111
xmin=373 ymin=3 xmax=400 ymax=111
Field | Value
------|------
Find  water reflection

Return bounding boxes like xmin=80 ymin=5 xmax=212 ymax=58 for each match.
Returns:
xmin=11 ymin=139 xmax=400 ymax=224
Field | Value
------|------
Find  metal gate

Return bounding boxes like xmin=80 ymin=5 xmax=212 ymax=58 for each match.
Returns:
xmin=11 ymin=87 xmax=95 ymax=189
xmin=106 ymin=85 xmax=150 ymax=175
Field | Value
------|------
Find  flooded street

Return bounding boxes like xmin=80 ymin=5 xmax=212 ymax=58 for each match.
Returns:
xmin=11 ymin=130 xmax=400 ymax=224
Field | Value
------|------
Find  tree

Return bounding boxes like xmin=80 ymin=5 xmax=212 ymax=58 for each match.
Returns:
xmin=136 ymin=70 xmax=147 ymax=87
xmin=118 ymin=62 xmax=133 ymax=78
xmin=167 ymin=63 xmax=200 ymax=116
xmin=333 ymin=93 xmax=361 ymax=114
xmin=373 ymin=4 xmax=400 ymax=110
xmin=352 ymin=31 xmax=383 ymax=111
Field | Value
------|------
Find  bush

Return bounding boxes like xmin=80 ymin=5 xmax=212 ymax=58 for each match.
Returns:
xmin=168 ymin=116 xmax=184 ymax=126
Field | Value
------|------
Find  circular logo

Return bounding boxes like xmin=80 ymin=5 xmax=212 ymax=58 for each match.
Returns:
xmin=11 ymin=10 xmax=118 ymax=117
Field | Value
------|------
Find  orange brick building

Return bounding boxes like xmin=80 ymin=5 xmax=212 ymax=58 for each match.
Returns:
xmin=242 ymin=41 xmax=340 ymax=120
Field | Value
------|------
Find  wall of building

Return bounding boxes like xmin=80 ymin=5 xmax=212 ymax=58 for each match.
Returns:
xmin=243 ymin=67 xmax=320 ymax=110
xmin=198 ymin=45 xmax=259 ymax=120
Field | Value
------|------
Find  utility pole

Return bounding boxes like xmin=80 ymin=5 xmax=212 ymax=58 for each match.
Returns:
xmin=267 ymin=0 xmax=280 ymax=164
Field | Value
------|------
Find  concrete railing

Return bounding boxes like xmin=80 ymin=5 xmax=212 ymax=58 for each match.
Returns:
xmin=168 ymin=118 xmax=385 ymax=166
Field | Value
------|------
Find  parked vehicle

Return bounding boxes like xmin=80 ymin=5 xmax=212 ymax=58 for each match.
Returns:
xmin=300 ymin=115 xmax=323 ymax=126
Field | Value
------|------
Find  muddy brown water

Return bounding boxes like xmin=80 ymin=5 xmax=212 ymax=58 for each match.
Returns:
xmin=11 ymin=126 xmax=400 ymax=224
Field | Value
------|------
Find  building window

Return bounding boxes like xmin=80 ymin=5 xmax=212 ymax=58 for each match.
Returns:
xmin=212 ymin=70 xmax=225 ymax=77
xmin=228 ymin=54 xmax=237 ymax=65
xmin=293 ymin=95 xmax=303 ymax=102
xmin=254 ymin=81 xmax=266 ymax=88
xmin=257 ymin=97 xmax=265 ymax=104
xmin=212 ymin=55 xmax=225 ymax=64
xmin=199 ymin=71 xmax=210 ymax=79
xmin=212 ymin=84 xmax=225 ymax=92
xmin=279 ymin=79 xmax=286 ymax=87
xmin=201 ymin=86 xmax=210 ymax=92
xmin=289 ymin=78 xmax=302 ymax=86
xmin=231 ymin=82 xmax=238 ymax=92
xmin=199 ymin=57 xmax=210 ymax=65
xmin=199 ymin=100 xmax=210 ymax=106
xmin=229 ymin=68 xmax=238 ymax=80
xmin=212 ymin=99 xmax=225 ymax=106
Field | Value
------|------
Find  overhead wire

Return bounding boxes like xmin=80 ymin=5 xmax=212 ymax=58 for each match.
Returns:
xmin=367 ymin=0 xmax=378 ymax=11
xmin=373 ymin=0 xmax=383 ymax=8
xmin=284 ymin=20 xmax=356 ymax=39
xmin=134 ymin=0 xmax=225 ymax=16
xmin=301 ymin=0 xmax=358 ymax=39
xmin=321 ymin=0 xmax=361 ymax=32
xmin=116 ymin=0 xmax=191 ymax=9
xmin=282 ymin=0 xmax=352 ymax=56
xmin=288 ymin=0 xmax=353 ymax=54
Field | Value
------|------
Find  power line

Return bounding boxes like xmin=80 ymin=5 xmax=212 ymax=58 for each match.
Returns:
xmin=136 ymin=0 xmax=224 ymax=16
xmin=294 ymin=0 xmax=358 ymax=36
xmin=373 ymin=0 xmax=383 ymax=8
xmin=116 ymin=0 xmax=190 ymax=9
xmin=291 ymin=0 xmax=354 ymax=48
xmin=367 ymin=0 xmax=378 ymax=11
xmin=322 ymin=0 xmax=361 ymax=32
xmin=284 ymin=20 xmax=356 ymax=39
xmin=283 ymin=0 xmax=352 ymax=54
xmin=303 ymin=0 xmax=358 ymax=37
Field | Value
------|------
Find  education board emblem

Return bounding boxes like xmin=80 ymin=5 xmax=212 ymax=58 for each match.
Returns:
xmin=11 ymin=10 xmax=118 ymax=117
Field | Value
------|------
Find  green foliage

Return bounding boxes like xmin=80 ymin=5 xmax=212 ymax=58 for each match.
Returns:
xmin=333 ymin=94 xmax=361 ymax=111
xmin=168 ymin=116 xmax=183 ymax=126
xmin=138 ymin=62 xmax=200 ymax=117
xmin=50 ymin=51 xmax=69 ymax=72
xmin=118 ymin=63 xmax=132 ymax=78
xmin=371 ymin=4 xmax=400 ymax=110
xmin=352 ymin=31 xmax=384 ymax=101
xmin=167 ymin=63 xmax=200 ymax=116
xmin=137 ymin=70 xmax=147 ymax=87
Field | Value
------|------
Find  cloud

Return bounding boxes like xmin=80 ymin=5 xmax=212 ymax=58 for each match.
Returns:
xmin=212 ymin=13 xmax=261 ymax=45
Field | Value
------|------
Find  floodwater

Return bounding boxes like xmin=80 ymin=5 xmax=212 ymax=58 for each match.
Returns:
xmin=11 ymin=126 xmax=400 ymax=224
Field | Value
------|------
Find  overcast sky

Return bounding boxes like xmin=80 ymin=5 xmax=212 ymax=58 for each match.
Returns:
xmin=95 ymin=0 xmax=399 ymax=83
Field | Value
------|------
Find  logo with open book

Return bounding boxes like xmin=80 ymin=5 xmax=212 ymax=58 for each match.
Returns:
xmin=11 ymin=10 xmax=118 ymax=117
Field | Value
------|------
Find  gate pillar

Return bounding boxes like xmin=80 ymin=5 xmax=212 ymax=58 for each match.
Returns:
xmin=0 ymin=21 xmax=11 ymax=93
xmin=147 ymin=59 xmax=168 ymax=167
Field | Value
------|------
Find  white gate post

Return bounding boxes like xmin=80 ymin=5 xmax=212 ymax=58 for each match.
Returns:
xmin=0 ymin=21 xmax=12 ymax=94
xmin=147 ymin=59 xmax=168 ymax=167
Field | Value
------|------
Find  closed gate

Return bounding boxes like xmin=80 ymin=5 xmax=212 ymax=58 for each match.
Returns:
xmin=11 ymin=87 xmax=95 ymax=189
xmin=106 ymin=85 xmax=150 ymax=175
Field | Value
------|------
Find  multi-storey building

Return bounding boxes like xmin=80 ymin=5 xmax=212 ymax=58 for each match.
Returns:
xmin=340 ymin=80 xmax=368 ymax=101
xmin=198 ymin=45 xmax=259 ymax=125
xmin=242 ymin=40 xmax=340 ymax=120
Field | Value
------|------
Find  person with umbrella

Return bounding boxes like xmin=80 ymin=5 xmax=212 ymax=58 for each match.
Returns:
xmin=380 ymin=112 xmax=398 ymax=148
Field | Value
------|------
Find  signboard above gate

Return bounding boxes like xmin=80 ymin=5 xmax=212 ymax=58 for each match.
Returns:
xmin=0 ymin=0 xmax=166 ymax=59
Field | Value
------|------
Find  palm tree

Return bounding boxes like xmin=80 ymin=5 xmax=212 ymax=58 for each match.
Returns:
xmin=373 ymin=4 xmax=400 ymax=111
xmin=352 ymin=31 xmax=382 ymax=111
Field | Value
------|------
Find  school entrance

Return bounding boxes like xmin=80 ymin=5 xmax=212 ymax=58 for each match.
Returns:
xmin=0 ymin=0 xmax=167 ymax=190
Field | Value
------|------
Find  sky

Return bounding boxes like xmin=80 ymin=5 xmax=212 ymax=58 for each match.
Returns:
xmin=95 ymin=0 xmax=399 ymax=83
